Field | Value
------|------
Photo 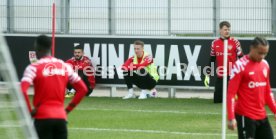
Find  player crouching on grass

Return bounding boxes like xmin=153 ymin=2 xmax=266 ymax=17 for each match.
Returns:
xmin=65 ymin=45 xmax=96 ymax=97
xmin=121 ymin=40 xmax=159 ymax=99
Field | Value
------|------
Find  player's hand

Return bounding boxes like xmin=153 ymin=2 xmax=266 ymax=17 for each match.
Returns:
xmin=228 ymin=119 xmax=237 ymax=130
xmin=204 ymin=75 xmax=210 ymax=87
xmin=121 ymin=66 xmax=128 ymax=71
xmin=65 ymin=109 xmax=70 ymax=114
xmin=31 ymin=108 xmax=37 ymax=117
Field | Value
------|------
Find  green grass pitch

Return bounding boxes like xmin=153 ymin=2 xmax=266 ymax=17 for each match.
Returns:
xmin=65 ymin=97 xmax=276 ymax=139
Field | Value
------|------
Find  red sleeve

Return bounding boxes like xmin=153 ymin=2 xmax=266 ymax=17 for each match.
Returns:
xmin=66 ymin=58 xmax=74 ymax=67
xmin=265 ymin=69 xmax=276 ymax=114
xmin=227 ymin=64 xmax=242 ymax=120
xmin=20 ymin=65 xmax=37 ymax=113
xmin=121 ymin=57 xmax=134 ymax=71
xmin=65 ymin=80 xmax=88 ymax=113
xmin=234 ymin=39 xmax=243 ymax=57
xmin=132 ymin=55 xmax=153 ymax=70
xmin=210 ymin=40 xmax=216 ymax=56
xmin=21 ymin=81 xmax=32 ymax=113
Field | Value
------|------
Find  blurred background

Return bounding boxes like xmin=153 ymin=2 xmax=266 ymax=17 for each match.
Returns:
xmin=0 ymin=0 xmax=275 ymax=37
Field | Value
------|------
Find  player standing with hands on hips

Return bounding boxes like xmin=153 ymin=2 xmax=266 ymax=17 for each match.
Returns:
xmin=21 ymin=35 xmax=88 ymax=139
xmin=204 ymin=21 xmax=243 ymax=103
xmin=227 ymin=37 xmax=276 ymax=139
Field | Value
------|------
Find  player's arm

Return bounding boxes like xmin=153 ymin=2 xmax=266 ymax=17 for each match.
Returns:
xmin=207 ymin=40 xmax=216 ymax=75
xmin=204 ymin=41 xmax=216 ymax=87
xmin=234 ymin=39 xmax=243 ymax=58
xmin=132 ymin=55 xmax=153 ymax=70
xmin=264 ymin=69 xmax=276 ymax=115
xmin=65 ymin=64 xmax=88 ymax=113
xmin=207 ymin=56 xmax=216 ymax=74
xmin=121 ymin=57 xmax=134 ymax=71
xmin=20 ymin=65 xmax=37 ymax=113
xmin=227 ymin=63 xmax=242 ymax=130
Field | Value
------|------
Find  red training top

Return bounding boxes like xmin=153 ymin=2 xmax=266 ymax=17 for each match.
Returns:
xmin=21 ymin=56 xmax=87 ymax=119
xmin=66 ymin=56 xmax=95 ymax=89
xmin=210 ymin=37 xmax=243 ymax=77
xmin=227 ymin=55 xmax=276 ymax=120
xmin=122 ymin=52 xmax=153 ymax=71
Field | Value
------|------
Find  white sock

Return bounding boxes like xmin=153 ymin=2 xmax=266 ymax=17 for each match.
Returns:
xmin=69 ymin=89 xmax=76 ymax=93
xmin=128 ymin=88 xmax=134 ymax=95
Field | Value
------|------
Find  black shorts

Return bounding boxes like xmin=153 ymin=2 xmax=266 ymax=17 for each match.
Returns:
xmin=34 ymin=119 xmax=67 ymax=139
xmin=235 ymin=114 xmax=274 ymax=139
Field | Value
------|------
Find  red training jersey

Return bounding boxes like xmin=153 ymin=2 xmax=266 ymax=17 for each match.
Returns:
xmin=122 ymin=52 xmax=153 ymax=71
xmin=227 ymin=55 xmax=276 ymax=120
xmin=210 ymin=37 xmax=243 ymax=77
xmin=21 ymin=56 xmax=87 ymax=119
xmin=66 ymin=56 xmax=95 ymax=89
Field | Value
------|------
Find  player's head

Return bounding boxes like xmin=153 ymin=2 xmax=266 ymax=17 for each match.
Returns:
xmin=74 ymin=45 xmax=84 ymax=60
xmin=219 ymin=21 xmax=231 ymax=39
xmin=249 ymin=37 xmax=269 ymax=62
xmin=34 ymin=35 xmax=52 ymax=58
xmin=134 ymin=40 xmax=144 ymax=58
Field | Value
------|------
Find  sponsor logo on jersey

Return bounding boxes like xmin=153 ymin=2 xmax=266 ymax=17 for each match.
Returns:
xmin=43 ymin=63 xmax=65 ymax=76
xmin=248 ymin=81 xmax=267 ymax=88
xmin=249 ymin=72 xmax=254 ymax=75
xmin=216 ymin=52 xmax=233 ymax=56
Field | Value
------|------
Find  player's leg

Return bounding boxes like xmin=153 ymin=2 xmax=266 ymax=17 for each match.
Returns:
xmin=78 ymin=71 xmax=93 ymax=97
xmin=65 ymin=83 xmax=75 ymax=98
xmin=133 ymin=68 xmax=156 ymax=99
xmin=235 ymin=114 xmax=256 ymax=139
xmin=53 ymin=119 xmax=68 ymax=139
xmin=122 ymin=71 xmax=136 ymax=99
xmin=34 ymin=119 xmax=53 ymax=139
xmin=214 ymin=77 xmax=223 ymax=103
xmin=86 ymin=88 xmax=93 ymax=97
xmin=255 ymin=117 xmax=274 ymax=139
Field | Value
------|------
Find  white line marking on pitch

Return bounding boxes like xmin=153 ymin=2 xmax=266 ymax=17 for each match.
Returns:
xmin=76 ymin=108 xmax=275 ymax=116
xmin=69 ymin=127 xmax=237 ymax=137
xmin=76 ymin=108 xmax=221 ymax=115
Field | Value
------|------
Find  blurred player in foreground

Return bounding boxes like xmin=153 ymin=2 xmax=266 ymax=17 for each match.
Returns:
xmin=204 ymin=21 xmax=243 ymax=103
xmin=21 ymin=35 xmax=87 ymax=139
xmin=227 ymin=37 xmax=276 ymax=139
xmin=122 ymin=40 xmax=159 ymax=99
xmin=65 ymin=45 xmax=95 ymax=97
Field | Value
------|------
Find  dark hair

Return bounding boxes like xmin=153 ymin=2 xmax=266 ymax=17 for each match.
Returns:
xmin=134 ymin=40 xmax=144 ymax=47
xmin=251 ymin=37 xmax=269 ymax=48
xmin=74 ymin=45 xmax=83 ymax=51
xmin=35 ymin=35 xmax=52 ymax=51
xmin=219 ymin=21 xmax=231 ymax=29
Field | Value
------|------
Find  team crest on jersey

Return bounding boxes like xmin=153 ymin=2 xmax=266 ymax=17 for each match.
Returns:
xmin=228 ymin=45 xmax=233 ymax=50
xmin=263 ymin=68 xmax=268 ymax=78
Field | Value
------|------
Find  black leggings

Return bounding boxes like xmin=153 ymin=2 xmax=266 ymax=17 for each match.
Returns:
xmin=123 ymin=69 xmax=157 ymax=90
xmin=214 ymin=77 xmax=229 ymax=103
xmin=236 ymin=114 xmax=274 ymax=139
xmin=34 ymin=119 xmax=67 ymax=139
